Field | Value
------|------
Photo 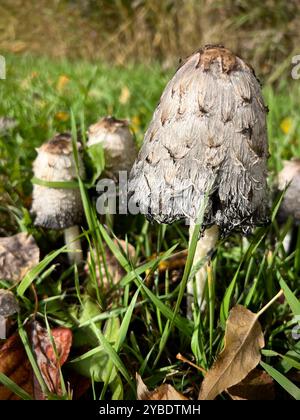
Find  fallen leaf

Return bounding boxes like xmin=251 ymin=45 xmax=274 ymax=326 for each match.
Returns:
xmin=158 ymin=250 xmax=187 ymax=273
xmin=0 ymin=290 xmax=19 ymax=317
xmin=29 ymin=321 xmax=72 ymax=399
xmin=0 ymin=333 xmax=33 ymax=400
xmin=199 ymin=305 xmax=265 ymax=400
xmin=0 ymin=233 xmax=40 ymax=283
xmin=0 ymin=322 xmax=72 ymax=400
xmin=228 ymin=369 xmax=275 ymax=400
xmin=136 ymin=373 xmax=188 ymax=400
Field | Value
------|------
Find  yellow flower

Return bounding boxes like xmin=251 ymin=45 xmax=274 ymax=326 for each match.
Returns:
xmin=280 ymin=117 xmax=293 ymax=134
xmin=55 ymin=111 xmax=69 ymax=122
xmin=119 ymin=86 xmax=131 ymax=104
xmin=57 ymin=75 xmax=70 ymax=92
xmin=130 ymin=115 xmax=141 ymax=133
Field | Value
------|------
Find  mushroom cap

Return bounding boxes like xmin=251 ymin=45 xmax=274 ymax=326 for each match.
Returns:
xmin=87 ymin=116 xmax=137 ymax=176
xmin=278 ymin=159 xmax=300 ymax=223
xmin=129 ymin=45 xmax=269 ymax=234
xmin=31 ymin=133 xmax=85 ymax=230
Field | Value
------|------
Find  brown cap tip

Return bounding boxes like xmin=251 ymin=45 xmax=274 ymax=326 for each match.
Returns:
xmin=88 ymin=116 xmax=129 ymax=135
xmin=39 ymin=133 xmax=73 ymax=155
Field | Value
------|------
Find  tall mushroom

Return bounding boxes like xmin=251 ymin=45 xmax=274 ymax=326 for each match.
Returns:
xmin=129 ymin=45 xmax=269 ymax=315
xmin=277 ymin=159 xmax=300 ymax=252
xmin=31 ymin=133 xmax=85 ymax=264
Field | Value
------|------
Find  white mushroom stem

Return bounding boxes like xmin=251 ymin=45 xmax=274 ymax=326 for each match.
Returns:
xmin=187 ymin=223 xmax=219 ymax=318
xmin=64 ymin=225 xmax=83 ymax=265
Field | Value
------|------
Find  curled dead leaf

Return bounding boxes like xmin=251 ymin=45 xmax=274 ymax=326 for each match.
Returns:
xmin=29 ymin=321 xmax=72 ymax=399
xmin=0 ymin=233 xmax=40 ymax=283
xmin=136 ymin=373 xmax=188 ymax=400
xmin=199 ymin=305 xmax=265 ymax=400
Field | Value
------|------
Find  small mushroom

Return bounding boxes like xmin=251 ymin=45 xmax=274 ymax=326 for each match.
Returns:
xmin=31 ymin=133 xmax=85 ymax=264
xmin=278 ymin=159 xmax=300 ymax=222
xmin=129 ymin=45 xmax=269 ymax=315
xmin=88 ymin=116 xmax=137 ymax=225
xmin=277 ymin=159 xmax=300 ymax=252
xmin=87 ymin=116 xmax=137 ymax=179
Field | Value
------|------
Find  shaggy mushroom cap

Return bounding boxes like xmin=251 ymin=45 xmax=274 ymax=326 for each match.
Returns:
xmin=31 ymin=133 xmax=85 ymax=230
xmin=87 ymin=116 xmax=137 ymax=176
xmin=278 ymin=159 xmax=300 ymax=223
xmin=129 ymin=45 xmax=269 ymax=234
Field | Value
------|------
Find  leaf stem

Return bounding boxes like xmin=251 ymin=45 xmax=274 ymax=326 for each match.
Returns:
xmin=256 ymin=289 xmax=284 ymax=318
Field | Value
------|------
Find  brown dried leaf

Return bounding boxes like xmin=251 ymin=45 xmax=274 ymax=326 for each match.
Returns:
xmin=136 ymin=373 xmax=188 ymax=400
xmin=199 ymin=305 xmax=265 ymax=400
xmin=0 ymin=333 xmax=33 ymax=400
xmin=29 ymin=321 xmax=72 ymax=399
xmin=0 ymin=322 xmax=72 ymax=400
xmin=228 ymin=369 xmax=275 ymax=400
xmin=158 ymin=250 xmax=187 ymax=273
xmin=0 ymin=233 xmax=40 ymax=283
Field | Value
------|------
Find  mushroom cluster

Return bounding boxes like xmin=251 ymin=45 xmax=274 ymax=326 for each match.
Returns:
xmin=129 ymin=45 xmax=269 ymax=313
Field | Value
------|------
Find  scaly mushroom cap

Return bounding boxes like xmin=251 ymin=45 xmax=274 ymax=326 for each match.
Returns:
xmin=31 ymin=133 xmax=85 ymax=230
xmin=87 ymin=116 xmax=137 ymax=176
xmin=278 ymin=159 xmax=300 ymax=223
xmin=129 ymin=45 xmax=269 ymax=234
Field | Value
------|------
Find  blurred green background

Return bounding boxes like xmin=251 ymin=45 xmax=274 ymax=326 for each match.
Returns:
xmin=0 ymin=0 xmax=299 ymax=83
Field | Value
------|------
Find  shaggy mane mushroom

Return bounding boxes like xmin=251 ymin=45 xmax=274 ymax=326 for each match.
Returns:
xmin=129 ymin=45 xmax=269 ymax=314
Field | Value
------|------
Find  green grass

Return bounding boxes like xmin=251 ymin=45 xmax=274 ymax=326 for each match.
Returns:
xmin=0 ymin=54 xmax=300 ymax=400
